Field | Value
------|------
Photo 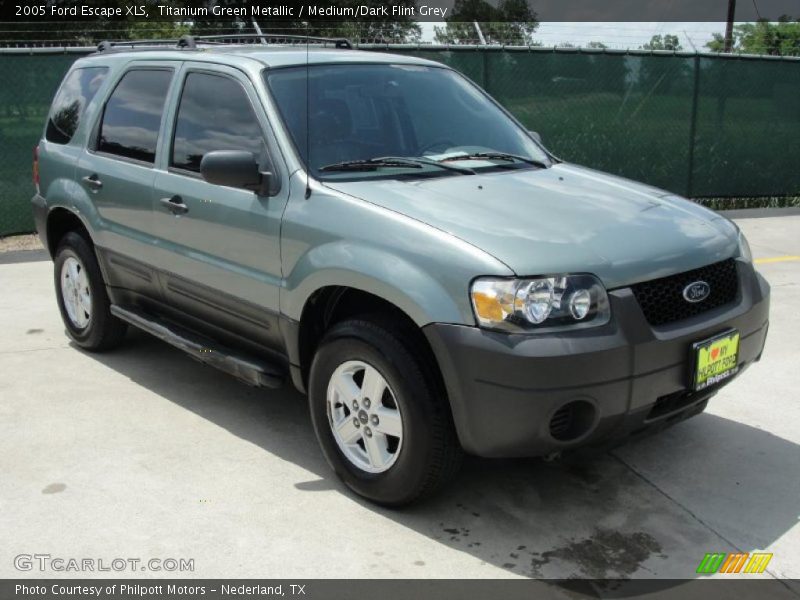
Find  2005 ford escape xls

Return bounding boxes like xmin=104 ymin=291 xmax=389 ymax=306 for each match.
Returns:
xmin=32 ymin=36 xmax=770 ymax=505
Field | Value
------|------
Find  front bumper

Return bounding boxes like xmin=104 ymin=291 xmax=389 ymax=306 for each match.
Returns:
xmin=424 ymin=260 xmax=770 ymax=458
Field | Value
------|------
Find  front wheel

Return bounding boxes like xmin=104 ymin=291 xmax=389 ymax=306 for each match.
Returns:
xmin=309 ymin=317 xmax=462 ymax=506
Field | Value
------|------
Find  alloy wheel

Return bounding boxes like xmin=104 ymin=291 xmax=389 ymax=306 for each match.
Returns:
xmin=326 ymin=360 xmax=404 ymax=473
xmin=60 ymin=256 xmax=92 ymax=329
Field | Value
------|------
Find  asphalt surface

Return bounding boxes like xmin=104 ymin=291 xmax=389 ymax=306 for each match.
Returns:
xmin=0 ymin=216 xmax=798 ymax=586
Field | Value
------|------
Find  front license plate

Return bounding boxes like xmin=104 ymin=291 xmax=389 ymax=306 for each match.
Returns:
xmin=692 ymin=330 xmax=740 ymax=391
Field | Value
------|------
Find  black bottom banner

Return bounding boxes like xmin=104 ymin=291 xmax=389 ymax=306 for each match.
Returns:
xmin=3 ymin=579 xmax=800 ymax=600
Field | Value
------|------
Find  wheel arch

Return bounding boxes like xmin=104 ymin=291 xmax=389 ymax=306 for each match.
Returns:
xmin=45 ymin=207 xmax=93 ymax=257
xmin=290 ymin=286 xmax=449 ymax=407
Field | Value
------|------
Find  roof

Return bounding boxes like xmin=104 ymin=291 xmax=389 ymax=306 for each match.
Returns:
xmin=218 ymin=46 xmax=440 ymax=68
xmin=75 ymin=44 xmax=442 ymax=70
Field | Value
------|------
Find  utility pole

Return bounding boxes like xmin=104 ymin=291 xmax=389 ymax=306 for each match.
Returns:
xmin=251 ymin=18 xmax=267 ymax=45
xmin=723 ymin=0 xmax=736 ymax=52
xmin=473 ymin=21 xmax=486 ymax=45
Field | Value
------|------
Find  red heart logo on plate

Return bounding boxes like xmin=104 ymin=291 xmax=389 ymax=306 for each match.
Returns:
xmin=711 ymin=348 xmax=720 ymax=360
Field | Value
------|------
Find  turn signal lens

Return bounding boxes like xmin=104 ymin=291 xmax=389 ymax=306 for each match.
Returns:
xmin=32 ymin=145 xmax=40 ymax=193
xmin=472 ymin=291 xmax=504 ymax=322
xmin=471 ymin=281 xmax=517 ymax=324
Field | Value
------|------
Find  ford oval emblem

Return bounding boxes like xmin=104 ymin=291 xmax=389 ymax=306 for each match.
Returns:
xmin=683 ymin=281 xmax=711 ymax=303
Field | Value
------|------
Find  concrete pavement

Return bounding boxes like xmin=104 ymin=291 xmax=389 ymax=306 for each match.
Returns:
xmin=0 ymin=216 xmax=798 ymax=585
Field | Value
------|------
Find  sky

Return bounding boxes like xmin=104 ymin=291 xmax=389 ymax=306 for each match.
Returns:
xmin=418 ymin=22 xmax=729 ymax=50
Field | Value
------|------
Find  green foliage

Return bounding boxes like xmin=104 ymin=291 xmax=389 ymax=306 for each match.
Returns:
xmin=434 ymin=0 xmax=539 ymax=45
xmin=706 ymin=17 xmax=800 ymax=56
xmin=125 ymin=21 xmax=192 ymax=40
xmin=641 ymin=34 xmax=683 ymax=51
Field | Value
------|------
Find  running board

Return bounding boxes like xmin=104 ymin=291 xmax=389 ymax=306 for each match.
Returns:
xmin=110 ymin=305 xmax=285 ymax=388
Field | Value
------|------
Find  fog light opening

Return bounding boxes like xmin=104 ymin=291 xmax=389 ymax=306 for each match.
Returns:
xmin=549 ymin=400 xmax=596 ymax=442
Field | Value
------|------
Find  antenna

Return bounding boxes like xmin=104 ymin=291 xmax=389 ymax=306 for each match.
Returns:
xmin=304 ymin=25 xmax=312 ymax=199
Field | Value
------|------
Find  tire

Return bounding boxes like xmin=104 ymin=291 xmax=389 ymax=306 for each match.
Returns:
xmin=54 ymin=231 xmax=127 ymax=351
xmin=309 ymin=316 xmax=462 ymax=505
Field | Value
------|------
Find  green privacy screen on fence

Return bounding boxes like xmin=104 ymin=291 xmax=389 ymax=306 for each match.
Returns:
xmin=403 ymin=48 xmax=800 ymax=198
xmin=1 ymin=52 xmax=78 ymax=235
xmin=1 ymin=47 xmax=799 ymax=236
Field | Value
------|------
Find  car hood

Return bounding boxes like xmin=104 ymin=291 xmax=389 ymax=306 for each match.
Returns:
xmin=324 ymin=163 xmax=738 ymax=289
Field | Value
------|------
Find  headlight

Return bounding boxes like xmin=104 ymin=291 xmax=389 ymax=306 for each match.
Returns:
xmin=737 ymin=230 xmax=753 ymax=263
xmin=471 ymin=274 xmax=611 ymax=333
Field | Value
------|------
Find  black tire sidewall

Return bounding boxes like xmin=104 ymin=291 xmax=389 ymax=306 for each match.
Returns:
xmin=54 ymin=232 xmax=113 ymax=349
xmin=309 ymin=323 xmax=441 ymax=505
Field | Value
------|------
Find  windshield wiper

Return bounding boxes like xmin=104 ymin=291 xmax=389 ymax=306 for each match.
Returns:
xmin=319 ymin=156 xmax=475 ymax=175
xmin=439 ymin=152 xmax=549 ymax=169
xmin=397 ymin=156 xmax=475 ymax=175
xmin=319 ymin=158 xmax=424 ymax=172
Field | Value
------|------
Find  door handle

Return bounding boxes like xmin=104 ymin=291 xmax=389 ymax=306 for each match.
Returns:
xmin=81 ymin=174 xmax=103 ymax=190
xmin=160 ymin=195 xmax=189 ymax=215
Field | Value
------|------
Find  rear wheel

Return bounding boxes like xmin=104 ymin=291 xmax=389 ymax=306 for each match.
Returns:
xmin=54 ymin=231 xmax=126 ymax=351
xmin=309 ymin=316 xmax=462 ymax=505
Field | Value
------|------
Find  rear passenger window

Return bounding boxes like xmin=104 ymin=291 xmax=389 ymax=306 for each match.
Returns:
xmin=171 ymin=72 xmax=266 ymax=172
xmin=46 ymin=67 xmax=108 ymax=144
xmin=97 ymin=69 xmax=172 ymax=164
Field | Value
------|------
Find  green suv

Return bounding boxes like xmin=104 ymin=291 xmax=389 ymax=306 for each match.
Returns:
xmin=33 ymin=37 xmax=770 ymax=505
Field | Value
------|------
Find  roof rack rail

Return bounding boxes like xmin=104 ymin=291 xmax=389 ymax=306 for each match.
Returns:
xmin=96 ymin=35 xmax=196 ymax=52
xmin=194 ymin=33 xmax=352 ymax=49
xmin=95 ymin=33 xmax=352 ymax=53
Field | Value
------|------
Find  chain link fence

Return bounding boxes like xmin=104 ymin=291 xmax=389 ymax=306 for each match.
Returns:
xmin=397 ymin=47 xmax=800 ymax=198
xmin=1 ymin=45 xmax=799 ymax=236
xmin=1 ymin=51 xmax=81 ymax=235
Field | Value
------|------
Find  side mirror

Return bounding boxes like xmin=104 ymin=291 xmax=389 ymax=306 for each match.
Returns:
xmin=200 ymin=150 xmax=274 ymax=196
xmin=528 ymin=130 xmax=542 ymax=144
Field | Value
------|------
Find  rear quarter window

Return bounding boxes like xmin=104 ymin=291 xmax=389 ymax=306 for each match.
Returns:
xmin=46 ymin=67 xmax=108 ymax=145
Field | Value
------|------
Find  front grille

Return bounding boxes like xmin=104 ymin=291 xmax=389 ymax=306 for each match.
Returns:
xmin=647 ymin=389 xmax=706 ymax=421
xmin=631 ymin=258 xmax=739 ymax=326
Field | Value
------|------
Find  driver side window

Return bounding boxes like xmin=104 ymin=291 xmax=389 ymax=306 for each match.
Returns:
xmin=171 ymin=72 xmax=267 ymax=173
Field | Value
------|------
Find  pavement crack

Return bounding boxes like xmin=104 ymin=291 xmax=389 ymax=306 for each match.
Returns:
xmin=610 ymin=452 xmax=797 ymax=593
xmin=0 ymin=345 xmax=68 ymax=355
xmin=611 ymin=452 xmax=738 ymax=547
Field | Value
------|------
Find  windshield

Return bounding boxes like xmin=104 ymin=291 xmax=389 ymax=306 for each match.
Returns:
xmin=265 ymin=64 xmax=549 ymax=180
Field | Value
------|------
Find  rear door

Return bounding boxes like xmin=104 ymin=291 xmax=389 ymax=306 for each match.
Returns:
xmin=76 ymin=62 xmax=178 ymax=301
xmin=150 ymin=63 xmax=290 ymax=351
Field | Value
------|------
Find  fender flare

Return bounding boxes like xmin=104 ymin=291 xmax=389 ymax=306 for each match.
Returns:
xmin=281 ymin=241 xmax=474 ymax=327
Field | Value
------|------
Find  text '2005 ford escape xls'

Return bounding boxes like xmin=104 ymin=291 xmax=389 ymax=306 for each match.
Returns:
xmin=32 ymin=35 xmax=770 ymax=505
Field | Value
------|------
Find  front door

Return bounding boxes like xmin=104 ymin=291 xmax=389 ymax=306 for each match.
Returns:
xmin=150 ymin=63 xmax=290 ymax=351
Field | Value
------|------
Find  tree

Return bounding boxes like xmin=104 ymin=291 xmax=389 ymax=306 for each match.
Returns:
xmin=640 ymin=34 xmax=683 ymax=51
xmin=434 ymin=0 xmax=539 ymax=45
xmin=586 ymin=41 xmax=608 ymax=49
xmin=638 ymin=34 xmax=690 ymax=95
xmin=125 ymin=20 xmax=192 ymax=40
xmin=706 ymin=17 xmax=800 ymax=56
